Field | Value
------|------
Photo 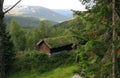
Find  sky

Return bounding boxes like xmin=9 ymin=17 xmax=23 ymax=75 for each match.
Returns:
xmin=4 ymin=0 xmax=86 ymax=10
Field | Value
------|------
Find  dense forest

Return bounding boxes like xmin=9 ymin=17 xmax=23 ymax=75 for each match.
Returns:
xmin=0 ymin=0 xmax=120 ymax=78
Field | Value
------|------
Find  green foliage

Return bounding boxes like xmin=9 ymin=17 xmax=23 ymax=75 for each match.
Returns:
xmin=8 ymin=20 xmax=64 ymax=51
xmin=98 ymin=61 xmax=112 ymax=78
xmin=13 ymin=50 xmax=76 ymax=73
xmin=0 ymin=21 xmax=15 ymax=76
xmin=25 ymin=21 xmax=58 ymax=50
xmin=117 ymin=57 xmax=120 ymax=77
xmin=0 ymin=19 xmax=6 ymax=78
xmin=74 ymin=46 xmax=100 ymax=77
xmin=71 ymin=0 xmax=120 ymax=77
xmin=9 ymin=20 xmax=26 ymax=51
xmin=3 ymin=32 xmax=15 ymax=74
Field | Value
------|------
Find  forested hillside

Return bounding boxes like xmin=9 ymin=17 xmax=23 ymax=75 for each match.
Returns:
xmin=5 ymin=15 xmax=58 ymax=27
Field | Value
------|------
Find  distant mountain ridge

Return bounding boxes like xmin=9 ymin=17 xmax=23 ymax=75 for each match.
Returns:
xmin=52 ymin=9 xmax=73 ymax=18
xmin=5 ymin=5 xmax=73 ymax=22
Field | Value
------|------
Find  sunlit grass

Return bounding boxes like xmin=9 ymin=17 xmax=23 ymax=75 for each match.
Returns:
xmin=7 ymin=65 xmax=78 ymax=78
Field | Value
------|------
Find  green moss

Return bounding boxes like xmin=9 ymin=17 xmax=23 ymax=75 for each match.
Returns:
xmin=44 ymin=36 xmax=77 ymax=48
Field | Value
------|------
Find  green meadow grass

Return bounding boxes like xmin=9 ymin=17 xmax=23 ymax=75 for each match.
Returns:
xmin=7 ymin=65 xmax=78 ymax=78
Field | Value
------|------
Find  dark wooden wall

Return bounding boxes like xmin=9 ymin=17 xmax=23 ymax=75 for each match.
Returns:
xmin=39 ymin=42 xmax=51 ymax=55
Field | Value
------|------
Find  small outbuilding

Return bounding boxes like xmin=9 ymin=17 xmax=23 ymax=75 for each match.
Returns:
xmin=37 ymin=36 xmax=76 ymax=55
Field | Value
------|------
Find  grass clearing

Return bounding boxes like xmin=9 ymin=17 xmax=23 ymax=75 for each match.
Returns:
xmin=7 ymin=65 xmax=78 ymax=78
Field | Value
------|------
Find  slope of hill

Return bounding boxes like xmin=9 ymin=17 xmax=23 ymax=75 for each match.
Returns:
xmin=54 ymin=17 xmax=80 ymax=29
xmin=5 ymin=5 xmax=72 ymax=22
xmin=5 ymin=15 xmax=39 ymax=27
xmin=5 ymin=15 xmax=58 ymax=27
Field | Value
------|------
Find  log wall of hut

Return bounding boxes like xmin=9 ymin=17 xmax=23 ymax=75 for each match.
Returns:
xmin=38 ymin=41 xmax=51 ymax=55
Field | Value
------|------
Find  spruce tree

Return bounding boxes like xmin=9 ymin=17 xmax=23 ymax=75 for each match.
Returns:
xmin=0 ymin=0 xmax=21 ymax=78
xmin=73 ymin=0 xmax=120 ymax=77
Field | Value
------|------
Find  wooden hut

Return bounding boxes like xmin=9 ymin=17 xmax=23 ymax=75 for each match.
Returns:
xmin=117 ymin=49 xmax=120 ymax=55
xmin=37 ymin=36 xmax=76 ymax=55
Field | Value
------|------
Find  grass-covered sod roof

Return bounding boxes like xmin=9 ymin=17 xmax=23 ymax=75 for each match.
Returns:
xmin=37 ymin=36 xmax=77 ymax=48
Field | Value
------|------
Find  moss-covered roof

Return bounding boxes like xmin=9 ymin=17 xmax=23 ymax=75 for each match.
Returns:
xmin=37 ymin=36 xmax=77 ymax=48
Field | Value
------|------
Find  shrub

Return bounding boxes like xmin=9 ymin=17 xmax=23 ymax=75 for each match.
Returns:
xmin=13 ymin=50 xmax=76 ymax=73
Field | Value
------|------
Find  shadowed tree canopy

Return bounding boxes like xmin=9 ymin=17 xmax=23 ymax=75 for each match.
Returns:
xmin=0 ymin=0 xmax=21 ymax=78
xmin=72 ymin=0 xmax=120 ymax=78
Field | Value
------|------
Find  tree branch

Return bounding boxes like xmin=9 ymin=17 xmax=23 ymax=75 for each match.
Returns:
xmin=4 ymin=0 xmax=22 ymax=14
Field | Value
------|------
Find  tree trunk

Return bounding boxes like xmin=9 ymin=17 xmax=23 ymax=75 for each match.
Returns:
xmin=0 ymin=0 xmax=4 ymax=19
xmin=0 ymin=0 xmax=5 ymax=78
xmin=112 ymin=0 xmax=117 ymax=78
